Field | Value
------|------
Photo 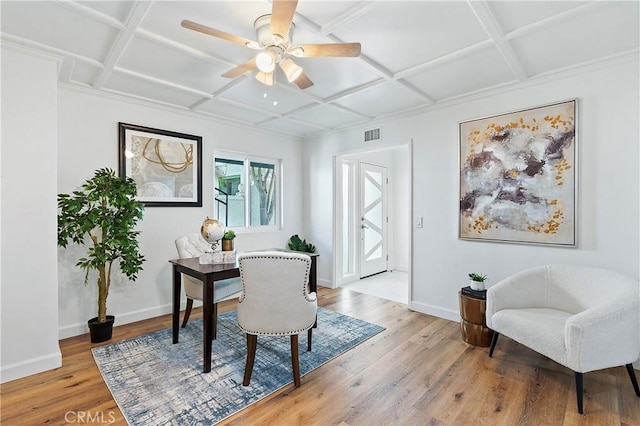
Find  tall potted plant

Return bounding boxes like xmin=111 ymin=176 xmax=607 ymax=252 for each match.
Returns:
xmin=58 ymin=168 xmax=145 ymax=343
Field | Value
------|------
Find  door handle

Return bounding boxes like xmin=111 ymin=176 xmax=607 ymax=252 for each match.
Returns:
xmin=361 ymin=224 xmax=369 ymax=229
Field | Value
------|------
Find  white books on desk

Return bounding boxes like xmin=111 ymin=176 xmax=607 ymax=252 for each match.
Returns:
xmin=199 ymin=250 xmax=236 ymax=265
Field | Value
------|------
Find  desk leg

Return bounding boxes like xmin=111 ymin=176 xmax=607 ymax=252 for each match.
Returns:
xmin=202 ymin=276 xmax=214 ymax=373
xmin=172 ymin=266 xmax=181 ymax=344
xmin=310 ymin=257 xmax=317 ymax=294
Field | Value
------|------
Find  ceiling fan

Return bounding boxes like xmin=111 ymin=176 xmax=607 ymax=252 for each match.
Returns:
xmin=181 ymin=0 xmax=361 ymax=89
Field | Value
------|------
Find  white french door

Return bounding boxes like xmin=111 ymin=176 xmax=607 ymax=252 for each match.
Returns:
xmin=359 ymin=162 xmax=388 ymax=278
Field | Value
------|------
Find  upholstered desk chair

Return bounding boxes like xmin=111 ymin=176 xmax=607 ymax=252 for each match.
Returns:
xmin=174 ymin=233 xmax=242 ymax=337
xmin=237 ymin=251 xmax=317 ymax=387
xmin=486 ymin=264 xmax=640 ymax=414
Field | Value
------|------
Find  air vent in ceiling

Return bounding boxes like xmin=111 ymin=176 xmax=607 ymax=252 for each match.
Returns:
xmin=364 ymin=128 xmax=381 ymax=142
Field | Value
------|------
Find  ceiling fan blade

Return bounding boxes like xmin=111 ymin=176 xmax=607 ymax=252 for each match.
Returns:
xmin=271 ymin=0 xmax=298 ymax=38
xmin=293 ymin=71 xmax=314 ymax=90
xmin=181 ymin=20 xmax=258 ymax=49
xmin=295 ymin=43 xmax=362 ymax=57
xmin=222 ymin=58 xmax=257 ymax=78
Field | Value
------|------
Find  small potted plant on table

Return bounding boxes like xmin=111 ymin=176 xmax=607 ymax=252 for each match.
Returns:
xmin=57 ymin=168 xmax=145 ymax=343
xmin=222 ymin=230 xmax=236 ymax=251
xmin=468 ymin=273 xmax=487 ymax=291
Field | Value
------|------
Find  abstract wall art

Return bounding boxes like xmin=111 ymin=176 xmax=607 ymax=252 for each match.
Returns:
xmin=459 ymin=100 xmax=577 ymax=246
xmin=119 ymin=122 xmax=202 ymax=207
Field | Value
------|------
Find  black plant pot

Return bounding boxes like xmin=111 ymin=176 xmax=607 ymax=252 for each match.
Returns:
xmin=88 ymin=315 xmax=115 ymax=343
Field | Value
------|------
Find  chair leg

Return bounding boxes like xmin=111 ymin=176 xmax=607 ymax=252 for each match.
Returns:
xmin=291 ymin=334 xmax=301 ymax=387
xmin=307 ymin=328 xmax=313 ymax=351
xmin=243 ymin=334 xmax=257 ymax=386
xmin=625 ymin=364 xmax=640 ymax=396
xmin=489 ymin=332 xmax=499 ymax=357
xmin=575 ymin=371 xmax=584 ymax=414
xmin=181 ymin=298 xmax=194 ymax=328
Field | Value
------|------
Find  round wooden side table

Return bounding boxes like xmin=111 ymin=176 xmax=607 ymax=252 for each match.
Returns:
xmin=459 ymin=287 xmax=494 ymax=347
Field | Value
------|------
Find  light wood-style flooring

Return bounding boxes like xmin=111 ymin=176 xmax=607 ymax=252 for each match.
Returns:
xmin=2 ymin=287 xmax=638 ymax=425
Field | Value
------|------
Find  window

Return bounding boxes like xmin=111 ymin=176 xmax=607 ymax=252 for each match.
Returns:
xmin=214 ymin=153 xmax=280 ymax=229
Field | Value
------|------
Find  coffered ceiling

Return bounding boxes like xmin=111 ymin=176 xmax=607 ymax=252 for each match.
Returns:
xmin=2 ymin=1 xmax=638 ymax=138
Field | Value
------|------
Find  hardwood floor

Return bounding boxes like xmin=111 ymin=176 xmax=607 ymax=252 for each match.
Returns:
xmin=2 ymin=287 xmax=638 ymax=425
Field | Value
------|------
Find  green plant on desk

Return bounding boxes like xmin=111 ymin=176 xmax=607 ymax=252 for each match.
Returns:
xmin=468 ymin=273 xmax=487 ymax=282
xmin=287 ymin=234 xmax=317 ymax=253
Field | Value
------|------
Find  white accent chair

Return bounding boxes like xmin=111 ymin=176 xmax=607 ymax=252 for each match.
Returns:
xmin=237 ymin=251 xmax=317 ymax=387
xmin=174 ymin=233 xmax=242 ymax=337
xmin=486 ymin=264 xmax=640 ymax=414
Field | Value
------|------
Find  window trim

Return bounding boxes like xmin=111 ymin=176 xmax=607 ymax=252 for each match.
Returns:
xmin=214 ymin=150 xmax=282 ymax=231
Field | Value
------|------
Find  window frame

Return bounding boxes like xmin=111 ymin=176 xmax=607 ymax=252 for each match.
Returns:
xmin=214 ymin=151 xmax=282 ymax=232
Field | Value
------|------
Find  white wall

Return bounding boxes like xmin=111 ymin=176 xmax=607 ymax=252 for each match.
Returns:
xmin=391 ymin=148 xmax=410 ymax=271
xmin=1 ymin=48 xmax=62 ymax=383
xmin=57 ymin=89 xmax=304 ymax=338
xmin=304 ymin=57 xmax=639 ymax=321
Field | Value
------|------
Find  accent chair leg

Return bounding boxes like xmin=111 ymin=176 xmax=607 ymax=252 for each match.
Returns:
xmin=212 ymin=303 xmax=218 ymax=340
xmin=243 ymin=334 xmax=257 ymax=386
xmin=181 ymin=298 xmax=193 ymax=328
xmin=489 ymin=332 xmax=499 ymax=357
xmin=291 ymin=334 xmax=301 ymax=387
xmin=625 ymin=363 xmax=640 ymax=396
xmin=575 ymin=371 xmax=584 ymax=414
xmin=307 ymin=328 xmax=313 ymax=351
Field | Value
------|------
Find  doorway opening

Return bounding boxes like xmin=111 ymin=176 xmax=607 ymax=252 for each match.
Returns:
xmin=333 ymin=144 xmax=411 ymax=304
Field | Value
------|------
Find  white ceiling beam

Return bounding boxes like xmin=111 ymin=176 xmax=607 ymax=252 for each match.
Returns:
xmin=54 ymin=0 xmax=125 ymax=29
xmin=1 ymin=33 xmax=103 ymax=69
xmin=324 ymin=102 xmax=373 ymax=120
xmin=504 ymin=1 xmax=605 ymax=41
xmin=135 ymin=29 xmax=236 ymax=68
xmin=92 ymin=2 xmax=154 ymax=89
xmin=466 ymin=0 xmax=528 ymax=82
xmin=320 ymin=1 xmax=378 ymax=35
xmin=394 ymin=39 xmax=493 ymax=80
xmin=323 ymin=78 xmax=386 ymax=103
xmin=58 ymin=57 xmax=75 ymax=83
xmin=392 ymin=80 xmax=436 ymax=104
xmin=113 ymin=67 xmax=213 ymax=98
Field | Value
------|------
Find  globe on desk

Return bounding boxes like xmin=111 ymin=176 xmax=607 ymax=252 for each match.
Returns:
xmin=200 ymin=217 xmax=225 ymax=252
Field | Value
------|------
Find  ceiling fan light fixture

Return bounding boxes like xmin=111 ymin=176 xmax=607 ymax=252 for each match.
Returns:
xmin=256 ymin=51 xmax=275 ymax=73
xmin=288 ymin=46 xmax=304 ymax=57
xmin=280 ymin=58 xmax=303 ymax=83
xmin=255 ymin=71 xmax=274 ymax=86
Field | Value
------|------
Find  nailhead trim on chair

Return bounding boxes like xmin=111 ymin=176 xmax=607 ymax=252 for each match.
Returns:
xmin=237 ymin=253 xmax=314 ymax=336
xmin=238 ymin=320 xmax=316 ymax=336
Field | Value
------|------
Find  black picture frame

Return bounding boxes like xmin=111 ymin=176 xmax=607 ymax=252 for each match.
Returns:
xmin=118 ymin=122 xmax=202 ymax=207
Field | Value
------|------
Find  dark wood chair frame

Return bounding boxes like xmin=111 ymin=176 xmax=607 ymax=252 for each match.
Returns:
xmin=243 ymin=329 xmax=313 ymax=387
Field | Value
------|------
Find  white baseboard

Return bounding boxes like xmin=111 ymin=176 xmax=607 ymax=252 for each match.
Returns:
xmin=318 ymin=278 xmax=334 ymax=289
xmin=409 ymin=300 xmax=460 ymax=323
xmin=58 ymin=302 xmax=187 ymax=339
xmin=1 ymin=351 xmax=62 ymax=384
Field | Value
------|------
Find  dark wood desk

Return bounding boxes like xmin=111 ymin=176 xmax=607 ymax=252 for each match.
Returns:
xmin=169 ymin=250 xmax=318 ymax=373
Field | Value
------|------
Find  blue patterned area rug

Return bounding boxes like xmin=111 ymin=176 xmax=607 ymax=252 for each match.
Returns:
xmin=92 ymin=307 xmax=384 ymax=425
